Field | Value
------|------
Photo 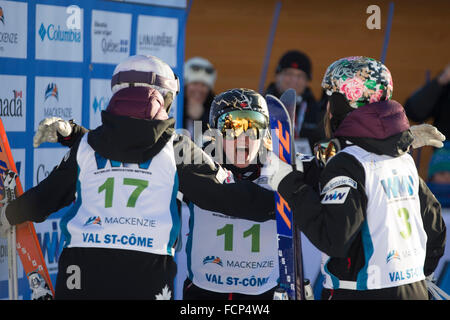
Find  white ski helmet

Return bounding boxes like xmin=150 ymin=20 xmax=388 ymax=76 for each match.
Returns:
xmin=111 ymin=55 xmax=180 ymax=111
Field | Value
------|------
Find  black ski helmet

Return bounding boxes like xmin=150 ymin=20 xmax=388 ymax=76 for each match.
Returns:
xmin=209 ymin=88 xmax=269 ymax=129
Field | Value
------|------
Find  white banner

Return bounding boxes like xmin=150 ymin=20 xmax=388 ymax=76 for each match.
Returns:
xmin=89 ymin=78 xmax=111 ymax=129
xmin=35 ymin=4 xmax=83 ymax=62
xmin=0 ymin=74 xmax=26 ymax=132
xmin=91 ymin=10 xmax=131 ymax=65
xmin=136 ymin=15 xmax=178 ymax=67
xmin=0 ymin=0 xmax=27 ymax=59
xmin=34 ymin=76 xmax=82 ymax=131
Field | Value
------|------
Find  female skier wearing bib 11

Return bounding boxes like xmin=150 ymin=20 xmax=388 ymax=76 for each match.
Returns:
xmin=183 ymin=88 xmax=280 ymax=300
xmin=269 ymin=56 xmax=446 ymax=300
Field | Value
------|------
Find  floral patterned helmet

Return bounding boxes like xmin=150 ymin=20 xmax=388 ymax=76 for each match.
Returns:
xmin=321 ymin=56 xmax=393 ymax=109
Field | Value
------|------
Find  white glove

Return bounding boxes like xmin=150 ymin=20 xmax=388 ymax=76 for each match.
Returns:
xmin=268 ymin=154 xmax=303 ymax=191
xmin=410 ymin=124 xmax=446 ymax=149
xmin=33 ymin=117 xmax=72 ymax=148
xmin=0 ymin=203 xmax=11 ymax=238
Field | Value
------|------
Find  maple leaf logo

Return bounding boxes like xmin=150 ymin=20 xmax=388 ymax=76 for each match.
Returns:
xmin=155 ymin=285 xmax=171 ymax=300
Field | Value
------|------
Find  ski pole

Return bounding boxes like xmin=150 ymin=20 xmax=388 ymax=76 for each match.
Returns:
xmin=258 ymin=1 xmax=282 ymax=94
xmin=4 ymin=171 xmax=19 ymax=300
xmin=380 ymin=2 xmax=394 ymax=64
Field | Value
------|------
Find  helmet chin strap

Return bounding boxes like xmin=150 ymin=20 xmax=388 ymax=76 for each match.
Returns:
xmin=164 ymin=91 xmax=174 ymax=113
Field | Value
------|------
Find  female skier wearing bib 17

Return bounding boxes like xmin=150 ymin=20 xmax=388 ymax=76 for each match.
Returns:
xmin=0 ymin=55 xmax=276 ymax=299
xmin=183 ymin=88 xmax=280 ymax=300
xmin=269 ymin=56 xmax=447 ymax=300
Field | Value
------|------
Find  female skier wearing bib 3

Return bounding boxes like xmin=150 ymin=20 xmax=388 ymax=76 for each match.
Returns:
xmin=0 ymin=56 xmax=276 ymax=299
xmin=183 ymin=88 xmax=280 ymax=300
xmin=269 ymin=56 xmax=446 ymax=300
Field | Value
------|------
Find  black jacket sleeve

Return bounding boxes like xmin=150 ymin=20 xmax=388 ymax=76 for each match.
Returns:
xmin=174 ymin=134 xmax=275 ymax=222
xmin=418 ymin=178 xmax=446 ymax=276
xmin=404 ymin=79 xmax=444 ymax=122
xmin=58 ymin=121 xmax=89 ymax=147
xmin=5 ymin=138 xmax=82 ymax=225
xmin=278 ymin=152 xmax=367 ymax=257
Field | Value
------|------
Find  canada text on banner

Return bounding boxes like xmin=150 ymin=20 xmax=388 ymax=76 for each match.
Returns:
xmin=0 ymin=74 xmax=26 ymax=132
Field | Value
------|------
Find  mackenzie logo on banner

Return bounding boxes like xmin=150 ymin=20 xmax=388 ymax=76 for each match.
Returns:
xmin=35 ymin=4 xmax=83 ymax=62
xmin=0 ymin=74 xmax=26 ymax=132
xmin=0 ymin=0 xmax=27 ymax=59
xmin=136 ymin=15 xmax=178 ymax=67
xmin=91 ymin=10 xmax=131 ymax=64
xmin=34 ymin=76 xmax=82 ymax=131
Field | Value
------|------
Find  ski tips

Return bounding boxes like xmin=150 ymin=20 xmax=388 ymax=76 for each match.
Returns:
xmin=265 ymin=93 xmax=283 ymax=105
xmin=280 ymin=88 xmax=296 ymax=109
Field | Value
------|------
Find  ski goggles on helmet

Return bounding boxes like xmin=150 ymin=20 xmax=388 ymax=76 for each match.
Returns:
xmin=189 ymin=64 xmax=215 ymax=75
xmin=111 ymin=70 xmax=180 ymax=94
xmin=313 ymin=140 xmax=338 ymax=167
xmin=217 ymin=110 xmax=268 ymax=140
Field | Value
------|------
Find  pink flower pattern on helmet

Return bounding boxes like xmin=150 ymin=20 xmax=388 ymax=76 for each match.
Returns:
xmin=321 ymin=56 xmax=393 ymax=109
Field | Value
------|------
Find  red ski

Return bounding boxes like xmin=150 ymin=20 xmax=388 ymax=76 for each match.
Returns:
xmin=0 ymin=118 xmax=54 ymax=300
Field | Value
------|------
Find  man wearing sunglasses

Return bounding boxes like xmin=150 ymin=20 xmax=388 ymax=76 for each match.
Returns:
xmin=183 ymin=57 xmax=217 ymax=143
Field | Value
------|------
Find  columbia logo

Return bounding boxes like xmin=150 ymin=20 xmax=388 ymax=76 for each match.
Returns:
xmin=38 ymin=23 xmax=46 ymax=41
xmin=92 ymin=97 xmax=100 ymax=113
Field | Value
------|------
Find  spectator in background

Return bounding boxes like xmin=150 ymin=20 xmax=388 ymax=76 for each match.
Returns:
xmin=183 ymin=57 xmax=217 ymax=143
xmin=428 ymin=141 xmax=450 ymax=208
xmin=404 ymin=64 xmax=450 ymax=139
xmin=265 ymin=50 xmax=326 ymax=152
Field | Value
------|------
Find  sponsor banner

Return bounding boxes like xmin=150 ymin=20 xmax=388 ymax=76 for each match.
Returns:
xmin=33 ymin=148 xmax=69 ymax=186
xmin=118 ymin=0 xmax=186 ymax=8
xmin=34 ymin=76 xmax=82 ymax=131
xmin=91 ymin=10 xmax=131 ymax=64
xmin=136 ymin=15 xmax=178 ymax=67
xmin=11 ymin=148 xmax=25 ymax=187
xmin=0 ymin=0 xmax=27 ymax=59
xmin=89 ymin=78 xmax=111 ymax=129
xmin=35 ymin=4 xmax=83 ymax=62
xmin=0 ymin=74 xmax=26 ymax=132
